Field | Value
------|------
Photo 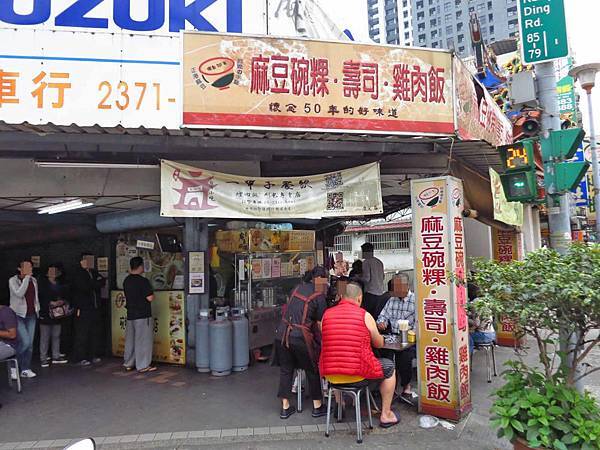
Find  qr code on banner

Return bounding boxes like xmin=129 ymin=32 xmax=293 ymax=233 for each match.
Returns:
xmin=327 ymin=192 xmax=344 ymax=210
xmin=325 ymin=172 xmax=343 ymax=190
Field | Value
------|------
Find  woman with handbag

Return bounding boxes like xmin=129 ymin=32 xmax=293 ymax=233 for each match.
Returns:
xmin=38 ymin=264 xmax=70 ymax=367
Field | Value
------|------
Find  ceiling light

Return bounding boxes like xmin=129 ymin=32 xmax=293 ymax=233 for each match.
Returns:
xmin=38 ymin=199 xmax=95 ymax=215
xmin=35 ymin=161 xmax=159 ymax=169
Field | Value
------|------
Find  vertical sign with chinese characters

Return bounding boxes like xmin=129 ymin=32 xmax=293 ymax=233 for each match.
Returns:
xmin=111 ymin=290 xmax=186 ymax=365
xmin=412 ymin=176 xmax=471 ymax=421
xmin=188 ymin=251 xmax=205 ymax=294
xmin=492 ymin=230 xmax=524 ymax=347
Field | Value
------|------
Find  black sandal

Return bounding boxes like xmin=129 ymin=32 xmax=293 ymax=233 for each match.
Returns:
xmin=380 ymin=412 xmax=400 ymax=429
xmin=280 ymin=405 xmax=297 ymax=419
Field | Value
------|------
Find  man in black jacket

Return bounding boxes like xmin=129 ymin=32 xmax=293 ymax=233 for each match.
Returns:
xmin=71 ymin=253 xmax=105 ymax=366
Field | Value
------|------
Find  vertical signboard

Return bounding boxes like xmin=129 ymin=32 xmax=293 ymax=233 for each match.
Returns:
xmin=557 ymin=76 xmax=577 ymax=122
xmin=492 ymin=230 xmax=524 ymax=347
xmin=571 ymin=149 xmax=590 ymax=207
xmin=111 ymin=290 xmax=186 ymax=365
xmin=412 ymin=176 xmax=471 ymax=421
xmin=188 ymin=251 xmax=205 ymax=294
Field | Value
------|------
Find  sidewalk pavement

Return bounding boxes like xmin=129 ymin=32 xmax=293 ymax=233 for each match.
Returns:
xmin=1 ymin=341 xmax=598 ymax=450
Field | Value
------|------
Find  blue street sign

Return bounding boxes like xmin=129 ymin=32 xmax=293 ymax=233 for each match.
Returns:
xmin=571 ymin=148 xmax=589 ymax=206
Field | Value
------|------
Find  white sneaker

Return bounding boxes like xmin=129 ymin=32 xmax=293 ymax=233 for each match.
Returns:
xmin=10 ymin=368 xmax=17 ymax=380
xmin=21 ymin=369 xmax=37 ymax=378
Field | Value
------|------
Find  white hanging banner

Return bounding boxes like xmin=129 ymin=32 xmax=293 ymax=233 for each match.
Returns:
xmin=160 ymin=159 xmax=383 ymax=219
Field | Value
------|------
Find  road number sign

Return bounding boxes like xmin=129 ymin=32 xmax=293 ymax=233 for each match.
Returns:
xmin=518 ymin=0 xmax=569 ymax=64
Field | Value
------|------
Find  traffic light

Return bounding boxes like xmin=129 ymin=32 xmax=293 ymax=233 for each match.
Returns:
xmin=498 ymin=140 xmax=538 ymax=202
xmin=540 ymin=128 xmax=590 ymax=195
xmin=540 ymin=128 xmax=584 ymax=160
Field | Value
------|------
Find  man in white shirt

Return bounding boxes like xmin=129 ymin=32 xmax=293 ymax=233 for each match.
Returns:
xmin=360 ymin=242 xmax=386 ymax=318
xmin=376 ymin=273 xmax=418 ymax=406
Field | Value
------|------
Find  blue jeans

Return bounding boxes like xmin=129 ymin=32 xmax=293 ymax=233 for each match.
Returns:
xmin=469 ymin=331 xmax=496 ymax=355
xmin=17 ymin=315 xmax=37 ymax=371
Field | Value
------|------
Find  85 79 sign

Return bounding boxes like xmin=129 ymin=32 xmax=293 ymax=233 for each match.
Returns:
xmin=518 ymin=0 xmax=570 ymax=64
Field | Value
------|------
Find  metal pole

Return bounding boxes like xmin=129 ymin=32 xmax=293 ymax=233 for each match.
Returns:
xmin=537 ymin=62 xmax=571 ymax=254
xmin=585 ymin=90 xmax=600 ymax=236
xmin=536 ymin=61 xmax=583 ymax=392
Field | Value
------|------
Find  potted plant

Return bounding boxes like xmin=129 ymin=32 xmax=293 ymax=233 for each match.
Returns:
xmin=470 ymin=244 xmax=600 ymax=450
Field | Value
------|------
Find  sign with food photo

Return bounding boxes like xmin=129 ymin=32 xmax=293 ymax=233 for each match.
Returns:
xmin=116 ymin=238 xmax=184 ymax=291
xmin=111 ymin=290 xmax=186 ymax=365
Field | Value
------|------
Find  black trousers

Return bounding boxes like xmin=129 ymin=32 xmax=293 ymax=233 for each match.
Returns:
xmin=277 ymin=339 xmax=322 ymax=402
xmin=363 ymin=292 xmax=389 ymax=320
xmin=396 ymin=346 xmax=416 ymax=388
xmin=74 ymin=308 xmax=101 ymax=362
xmin=381 ymin=346 xmax=415 ymax=388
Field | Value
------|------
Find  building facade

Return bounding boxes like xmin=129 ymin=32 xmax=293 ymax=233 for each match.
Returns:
xmin=410 ymin=0 xmax=519 ymax=57
xmin=367 ymin=0 xmax=413 ymax=45
xmin=367 ymin=0 xmax=520 ymax=57
xmin=334 ymin=221 xmax=414 ymax=285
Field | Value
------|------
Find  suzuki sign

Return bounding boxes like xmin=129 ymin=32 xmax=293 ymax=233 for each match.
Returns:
xmin=0 ymin=0 xmax=251 ymax=34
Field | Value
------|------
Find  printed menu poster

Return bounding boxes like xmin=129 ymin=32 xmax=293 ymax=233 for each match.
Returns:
xmin=299 ymin=259 xmax=308 ymax=275
xmin=251 ymin=259 xmax=263 ymax=279
xmin=262 ymin=258 xmax=272 ymax=279
xmin=281 ymin=262 xmax=292 ymax=277
xmin=97 ymin=257 xmax=109 ymax=272
xmin=272 ymin=258 xmax=281 ymax=278
xmin=188 ymin=251 xmax=205 ymax=294
xmin=111 ymin=290 xmax=186 ymax=365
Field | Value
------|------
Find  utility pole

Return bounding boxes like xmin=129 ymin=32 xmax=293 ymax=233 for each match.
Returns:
xmin=536 ymin=62 xmax=584 ymax=392
xmin=536 ymin=62 xmax=572 ymax=254
xmin=518 ymin=0 xmax=585 ymax=392
xmin=586 ymin=89 xmax=600 ymax=237
xmin=570 ymin=63 xmax=600 ymax=238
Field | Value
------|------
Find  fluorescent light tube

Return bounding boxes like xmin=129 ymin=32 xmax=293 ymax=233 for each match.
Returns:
xmin=38 ymin=199 xmax=95 ymax=215
xmin=35 ymin=161 xmax=158 ymax=169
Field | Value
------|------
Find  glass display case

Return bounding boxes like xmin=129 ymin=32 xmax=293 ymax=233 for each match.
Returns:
xmin=233 ymin=250 xmax=316 ymax=350
xmin=214 ymin=228 xmax=317 ymax=350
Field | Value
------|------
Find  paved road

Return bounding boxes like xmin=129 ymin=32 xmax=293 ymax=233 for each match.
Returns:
xmin=1 ymin=338 xmax=598 ymax=450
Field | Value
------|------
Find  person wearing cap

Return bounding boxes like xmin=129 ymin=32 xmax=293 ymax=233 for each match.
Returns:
xmin=276 ymin=266 xmax=329 ymax=420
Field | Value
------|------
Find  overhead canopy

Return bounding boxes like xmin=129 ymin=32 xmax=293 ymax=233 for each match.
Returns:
xmin=0 ymin=121 xmax=510 ymax=234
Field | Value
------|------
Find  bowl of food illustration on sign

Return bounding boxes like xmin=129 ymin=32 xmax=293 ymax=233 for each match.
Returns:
xmin=417 ymin=186 xmax=444 ymax=208
xmin=198 ymin=57 xmax=236 ymax=90
xmin=451 ymin=187 xmax=461 ymax=207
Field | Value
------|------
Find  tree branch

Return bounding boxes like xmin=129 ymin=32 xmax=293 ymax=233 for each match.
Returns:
xmin=532 ymin=328 xmax=552 ymax=378
xmin=573 ymin=366 xmax=600 ymax=383
xmin=574 ymin=336 xmax=600 ymax=367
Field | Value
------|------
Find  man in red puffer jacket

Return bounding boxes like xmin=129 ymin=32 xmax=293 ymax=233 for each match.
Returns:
xmin=320 ymin=282 xmax=399 ymax=428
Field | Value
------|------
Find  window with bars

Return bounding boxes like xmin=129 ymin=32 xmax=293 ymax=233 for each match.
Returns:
xmin=334 ymin=234 xmax=352 ymax=252
xmin=365 ymin=231 xmax=410 ymax=251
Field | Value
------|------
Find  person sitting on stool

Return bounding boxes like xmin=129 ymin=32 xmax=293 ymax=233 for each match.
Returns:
xmin=468 ymin=284 xmax=496 ymax=354
xmin=376 ymin=273 xmax=417 ymax=406
xmin=320 ymin=282 xmax=399 ymax=428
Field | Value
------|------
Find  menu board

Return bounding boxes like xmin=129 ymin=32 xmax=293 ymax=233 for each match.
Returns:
xmin=216 ymin=229 xmax=315 ymax=253
xmin=111 ymin=290 xmax=186 ymax=365
xmin=116 ymin=239 xmax=184 ymax=291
